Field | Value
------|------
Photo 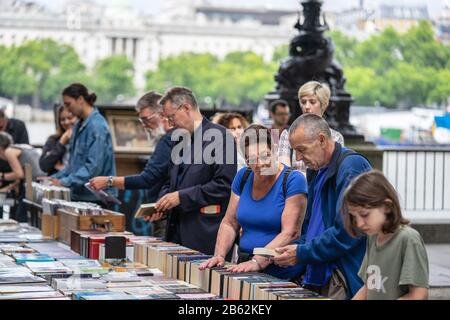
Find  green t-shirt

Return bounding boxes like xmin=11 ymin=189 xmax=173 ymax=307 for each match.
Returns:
xmin=358 ymin=225 xmax=429 ymax=300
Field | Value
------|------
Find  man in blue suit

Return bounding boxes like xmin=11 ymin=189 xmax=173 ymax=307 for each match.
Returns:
xmin=273 ymin=114 xmax=372 ymax=300
xmin=151 ymin=87 xmax=237 ymax=256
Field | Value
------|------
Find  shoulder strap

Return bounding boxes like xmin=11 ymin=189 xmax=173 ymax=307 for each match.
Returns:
xmin=282 ymin=167 xmax=294 ymax=198
xmin=239 ymin=167 xmax=253 ymax=194
xmin=239 ymin=167 xmax=294 ymax=198
xmin=332 ymin=149 xmax=371 ymax=189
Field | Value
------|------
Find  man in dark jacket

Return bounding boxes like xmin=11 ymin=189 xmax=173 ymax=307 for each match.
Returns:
xmin=273 ymin=114 xmax=372 ymax=299
xmin=89 ymin=91 xmax=173 ymax=237
xmin=151 ymin=87 xmax=237 ymax=256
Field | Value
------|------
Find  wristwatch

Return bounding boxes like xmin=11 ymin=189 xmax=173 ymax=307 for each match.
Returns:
xmin=107 ymin=176 xmax=114 ymax=188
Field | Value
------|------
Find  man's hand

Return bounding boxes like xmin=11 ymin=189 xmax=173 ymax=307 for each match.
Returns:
xmin=199 ymin=256 xmax=226 ymax=270
xmin=272 ymin=245 xmax=299 ymax=268
xmin=155 ymin=192 xmax=180 ymax=212
xmin=144 ymin=212 xmax=166 ymax=222
xmin=51 ymin=179 xmax=62 ymax=187
xmin=89 ymin=177 xmax=109 ymax=191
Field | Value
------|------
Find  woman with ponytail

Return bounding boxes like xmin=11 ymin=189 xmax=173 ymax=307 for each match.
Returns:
xmin=51 ymin=83 xmax=116 ymax=202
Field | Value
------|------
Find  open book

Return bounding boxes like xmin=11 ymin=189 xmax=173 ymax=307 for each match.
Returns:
xmin=134 ymin=203 xmax=158 ymax=219
xmin=252 ymin=248 xmax=280 ymax=258
xmin=84 ymin=183 xmax=122 ymax=206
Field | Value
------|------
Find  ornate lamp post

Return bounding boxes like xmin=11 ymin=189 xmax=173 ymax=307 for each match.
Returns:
xmin=266 ymin=0 xmax=364 ymax=141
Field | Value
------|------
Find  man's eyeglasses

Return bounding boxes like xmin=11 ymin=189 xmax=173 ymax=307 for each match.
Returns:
xmin=161 ymin=105 xmax=183 ymax=124
xmin=138 ymin=113 xmax=160 ymax=125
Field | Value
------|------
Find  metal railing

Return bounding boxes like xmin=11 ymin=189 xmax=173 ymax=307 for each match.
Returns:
xmin=382 ymin=146 xmax=450 ymax=223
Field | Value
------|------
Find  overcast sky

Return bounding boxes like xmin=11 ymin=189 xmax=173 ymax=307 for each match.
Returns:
xmin=32 ymin=0 xmax=445 ymax=18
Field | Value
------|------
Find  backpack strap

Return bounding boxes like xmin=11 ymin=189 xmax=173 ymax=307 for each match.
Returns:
xmin=239 ymin=167 xmax=253 ymax=194
xmin=331 ymin=149 xmax=371 ymax=189
xmin=307 ymin=149 xmax=371 ymax=190
xmin=239 ymin=167 xmax=294 ymax=198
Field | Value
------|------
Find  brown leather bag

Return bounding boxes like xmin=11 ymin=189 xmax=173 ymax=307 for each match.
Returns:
xmin=321 ymin=269 xmax=349 ymax=300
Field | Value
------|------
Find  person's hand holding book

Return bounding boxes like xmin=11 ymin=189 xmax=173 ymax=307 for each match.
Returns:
xmin=273 ymin=245 xmax=298 ymax=267
xmin=89 ymin=177 xmax=108 ymax=191
xmin=143 ymin=211 xmax=166 ymax=222
xmin=155 ymin=192 xmax=180 ymax=212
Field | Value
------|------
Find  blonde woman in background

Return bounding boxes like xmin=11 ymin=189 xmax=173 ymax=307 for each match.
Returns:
xmin=278 ymin=81 xmax=344 ymax=171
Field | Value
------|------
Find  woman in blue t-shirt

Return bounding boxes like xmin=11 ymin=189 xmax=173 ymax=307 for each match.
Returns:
xmin=199 ymin=124 xmax=308 ymax=279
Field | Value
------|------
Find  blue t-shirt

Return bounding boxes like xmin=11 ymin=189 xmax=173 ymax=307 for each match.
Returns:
xmin=232 ymin=165 xmax=308 ymax=279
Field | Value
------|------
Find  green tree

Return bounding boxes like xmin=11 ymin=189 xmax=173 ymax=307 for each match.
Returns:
xmin=14 ymin=39 xmax=86 ymax=108
xmin=345 ymin=67 xmax=380 ymax=105
xmin=146 ymin=53 xmax=219 ymax=100
xmin=327 ymin=31 xmax=358 ymax=67
xmin=146 ymin=52 xmax=276 ymax=107
xmin=401 ymin=21 xmax=450 ymax=69
xmin=0 ymin=46 xmax=35 ymax=103
xmin=92 ymin=55 xmax=136 ymax=104
xmin=353 ymin=27 xmax=404 ymax=73
xmin=272 ymin=44 xmax=289 ymax=63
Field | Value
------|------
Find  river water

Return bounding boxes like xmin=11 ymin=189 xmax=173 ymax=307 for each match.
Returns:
xmin=26 ymin=122 xmax=54 ymax=146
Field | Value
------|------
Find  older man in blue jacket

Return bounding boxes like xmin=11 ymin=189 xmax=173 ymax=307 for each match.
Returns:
xmin=273 ymin=114 xmax=372 ymax=300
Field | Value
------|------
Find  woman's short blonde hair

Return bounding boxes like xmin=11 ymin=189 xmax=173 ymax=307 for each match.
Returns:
xmin=298 ymin=81 xmax=331 ymax=113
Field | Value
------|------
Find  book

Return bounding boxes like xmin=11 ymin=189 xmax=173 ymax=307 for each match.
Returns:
xmin=84 ymin=183 xmax=122 ymax=205
xmin=25 ymin=261 xmax=72 ymax=274
xmin=138 ymin=293 xmax=181 ymax=300
xmin=81 ymin=292 xmax=137 ymax=300
xmin=12 ymin=253 xmax=55 ymax=264
xmin=0 ymin=275 xmax=47 ymax=285
xmin=177 ymin=293 xmax=219 ymax=300
xmin=0 ymin=285 xmax=54 ymax=294
xmin=52 ymin=278 xmax=107 ymax=290
xmin=252 ymin=248 xmax=280 ymax=258
xmin=0 ymin=291 xmax=65 ymax=300
xmin=58 ymin=259 xmax=101 ymax=268
xmin=0 ymin=245 xmax=36 ymax=255
xmin=134 ymin=203 xmax=158 ymax=219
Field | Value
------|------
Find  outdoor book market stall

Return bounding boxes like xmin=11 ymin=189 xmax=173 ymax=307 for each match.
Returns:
xmin=0 ymin=182 xmax=329 ymax=300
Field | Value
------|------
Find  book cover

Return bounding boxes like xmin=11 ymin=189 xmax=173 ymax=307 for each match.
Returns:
xmin=252 ymin=247 xmax=280 ymax=258
xmin=134 ymin=203 xmax=158 ymax=219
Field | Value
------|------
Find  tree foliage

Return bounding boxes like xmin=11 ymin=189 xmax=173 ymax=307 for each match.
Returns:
xmin=328 ymin=21 xmax=450 ymax=107
xmin=146 ymin=52 xmax=276 ymax=107
xmin=0 ymin=41 xmax=135 ymax=107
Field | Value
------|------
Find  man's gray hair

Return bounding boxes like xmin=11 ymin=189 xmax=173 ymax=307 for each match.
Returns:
xmin=160 ymin=86 xmax=199 ymax=110
xmin=135 ymin=91 xmax=163 ymax=112
xmin=289 ymin=113 xmax=332 ymax=141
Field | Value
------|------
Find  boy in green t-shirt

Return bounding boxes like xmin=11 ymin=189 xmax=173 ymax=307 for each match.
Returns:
xmin=342 ymin=170 xmax=429 ymax=300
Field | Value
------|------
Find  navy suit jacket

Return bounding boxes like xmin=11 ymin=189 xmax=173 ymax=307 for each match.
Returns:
xmin=159 ymin=117 xmax=237 ymax=255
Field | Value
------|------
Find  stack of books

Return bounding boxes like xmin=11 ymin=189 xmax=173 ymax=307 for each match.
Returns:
xmin=133 ymin=241 xmax=329 ymax=301
xmin=31 ymin=182 xmax=71 ymax=204
xmin=42 ymin=199 xmax=104 ymax=216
